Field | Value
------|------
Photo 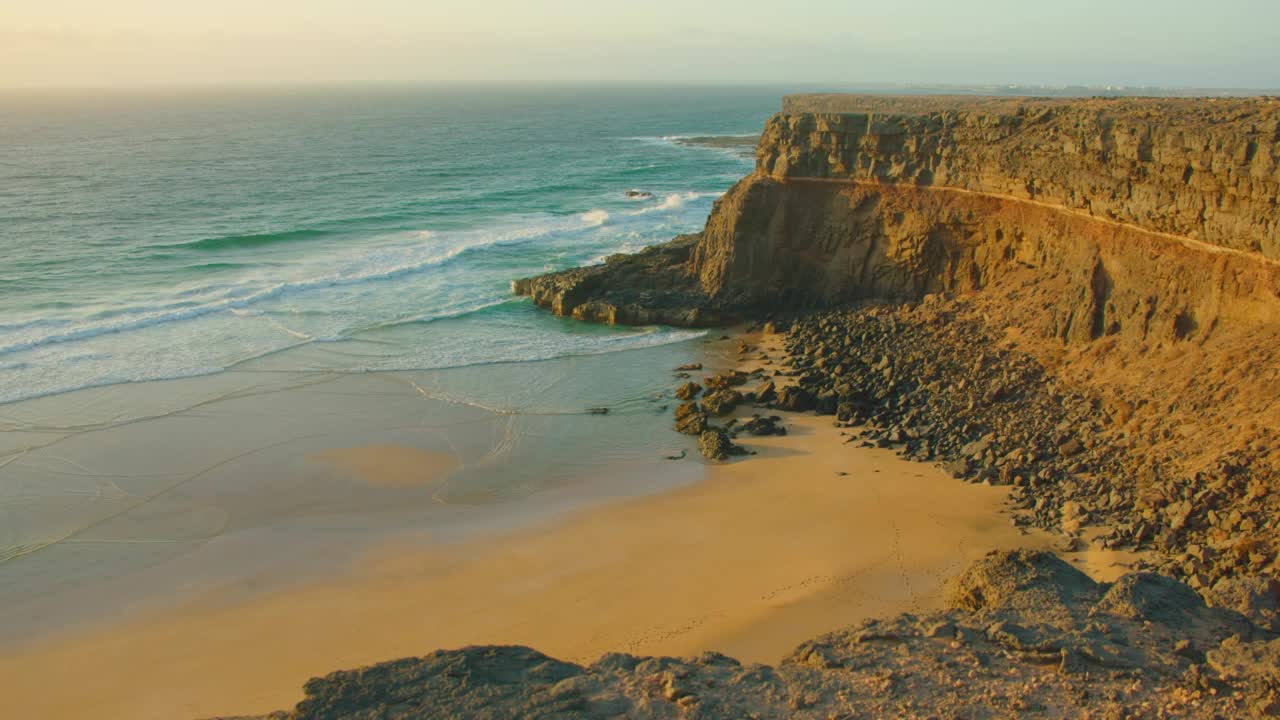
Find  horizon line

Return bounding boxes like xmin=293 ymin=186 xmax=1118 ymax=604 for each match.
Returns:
xmin=2 ymin=80 xmax=1279 ymax=95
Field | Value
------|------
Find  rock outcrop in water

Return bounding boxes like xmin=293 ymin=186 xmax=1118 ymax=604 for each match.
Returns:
xmin=511 ymin=236 xmax=722 ymax=327
xmin=227 ymin=551 xmax=1280 ymax=719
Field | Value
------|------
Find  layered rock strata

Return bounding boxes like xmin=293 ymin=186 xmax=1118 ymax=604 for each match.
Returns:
xmin=769 ymin=95 xmax=1280 ymax=258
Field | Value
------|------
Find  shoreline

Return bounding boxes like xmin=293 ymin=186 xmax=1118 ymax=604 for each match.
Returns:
xmin=0 ymin=329 xmax=1144 ymax=720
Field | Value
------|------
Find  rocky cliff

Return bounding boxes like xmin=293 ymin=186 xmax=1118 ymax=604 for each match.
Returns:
xmin=516 ymin=96 xmax=1280 ymax=339
xmin=514 ymin=94 xmax=1280 ymax=585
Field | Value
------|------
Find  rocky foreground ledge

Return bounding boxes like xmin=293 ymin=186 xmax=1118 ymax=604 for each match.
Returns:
xmin=228 ymin=551 xmax=1279 ymax=719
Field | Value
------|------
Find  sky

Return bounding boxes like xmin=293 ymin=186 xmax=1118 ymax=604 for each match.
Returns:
xmin=3 ymin=0 xmax=1279 ymax=89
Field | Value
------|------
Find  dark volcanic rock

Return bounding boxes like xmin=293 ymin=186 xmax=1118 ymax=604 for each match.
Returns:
xmin=705 ymin=371 xmax=749 ymax=390
xmin=741 ymin=415 xmax=786 ymax=437
xmin=750 ymin=380 xmax=778 ymax=404
xmin=511 ymin=235 xmax=729 ymax=326
xmin=698 ymin=428 xmax=734 ymax=461
xmin=774 ymin=385 xmax=814 ymax=412
xmin=674 ymin=381 xmax=702 ymax=401
xmin=673 ymin=402 xmax=707 ymax=436
xmin=701 ymin=388 xmax=743 ymax=417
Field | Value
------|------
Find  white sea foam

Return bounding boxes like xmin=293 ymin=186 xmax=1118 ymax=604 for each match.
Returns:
xmin=624 ymin=191 xmax=721 ymax=216
xmin=0 ymin=182 xmax=722 ymax=405
xmin=580 ymin=209 xmax=610 ymax=226
xmin=0 ymin=213 xmax=608 ymax=359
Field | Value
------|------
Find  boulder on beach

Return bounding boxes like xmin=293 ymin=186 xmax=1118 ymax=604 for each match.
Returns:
xmin=702 ymin=389 xmax=743 ymax=417
xmin=675 ymin=381 xmax=702 ymax=401
xmin=674 ymin=402 xmax=707 ymax=435
xmin=698 ymin=428 xmax=733 ymax=461
xmin=741 ymin=415 xmax=786 ymax=436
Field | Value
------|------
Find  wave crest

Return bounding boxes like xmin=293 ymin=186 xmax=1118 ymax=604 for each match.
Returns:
xmin=152 ymin=228 xmax=329 ymax=253
xmin=580 ymin=209 xmax=610 ymax=226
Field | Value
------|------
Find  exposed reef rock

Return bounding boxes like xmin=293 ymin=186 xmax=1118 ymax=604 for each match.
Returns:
xmin=227 ymin=552 xmax=1280 ymax=719
xmin=511 ymin=235 xmax=723 ymax=327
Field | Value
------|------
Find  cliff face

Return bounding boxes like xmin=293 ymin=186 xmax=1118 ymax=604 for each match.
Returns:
xmin=765 ymin=96 xmax=1280 ymax=259
xmin=516 ymin=96 xmax=1280 ymax=343
xmin=700 ymin=97 xmax=1280 ymax=346
xmin=690 ymin=176 xmax=1280 ymax=346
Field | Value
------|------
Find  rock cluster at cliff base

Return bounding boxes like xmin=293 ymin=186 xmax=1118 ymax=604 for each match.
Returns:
xmin=220 ymin=551 xmax=1280 ymax=720
xmin=773 ymin=298 xmax=1279 ymax=589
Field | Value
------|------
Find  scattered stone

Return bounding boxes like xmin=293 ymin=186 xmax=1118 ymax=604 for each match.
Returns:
xmin=698 ymin=429 xmax=735 ymax=461
xmin=675 ymin=381 xmax=702 ymax=401
xmin=750 ymin=380 xmax=778 ymax=404
xmin=674 ymin=402 xmax=707 ymax=436
xmin=1207 ymin=575 xmax=1280 ymax=633
xmin=763 ymin=303 xmax=1277 ymax=590
xmin=741 ymin=415 xmax=786 ymax=436
xmin=1059 ymin=438 xmax=1085 ymax=457
xmin=775 ymin=385 xmax=814 ymax=412
xmin=702 ymin=389 xmax=743 ymax=417
xmin=705 ymin=371 xmax=749 ymax=390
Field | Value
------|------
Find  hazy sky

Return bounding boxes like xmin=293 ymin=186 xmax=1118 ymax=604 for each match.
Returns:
xmin=4 ymin=0 xmax=1278 ymax=89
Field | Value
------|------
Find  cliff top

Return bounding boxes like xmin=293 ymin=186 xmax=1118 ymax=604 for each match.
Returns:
xmin=783 ymin=93 xmax=1280 ymax=128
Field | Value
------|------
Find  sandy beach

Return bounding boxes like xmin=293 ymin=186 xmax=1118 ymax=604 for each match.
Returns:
xmin=0 ymin=331 xmax=1154 ymax=719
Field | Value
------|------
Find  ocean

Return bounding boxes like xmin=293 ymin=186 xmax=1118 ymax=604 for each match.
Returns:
xmin=0 ymin=86 xmax=776 ymax=407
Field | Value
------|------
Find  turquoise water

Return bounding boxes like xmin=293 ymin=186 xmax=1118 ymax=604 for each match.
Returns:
xmin=0 ymin=87 xmax=775 ymax=405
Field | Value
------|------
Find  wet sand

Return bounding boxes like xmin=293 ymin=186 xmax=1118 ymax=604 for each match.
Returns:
xmin=313 ymin=445 xmax=460 ymax=489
